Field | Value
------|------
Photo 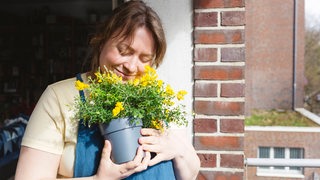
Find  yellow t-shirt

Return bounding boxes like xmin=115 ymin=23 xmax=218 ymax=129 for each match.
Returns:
xmin=21 ymin=74 xmax=88 ymax=177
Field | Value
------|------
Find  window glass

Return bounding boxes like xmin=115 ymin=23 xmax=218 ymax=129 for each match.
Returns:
xmin=290 ymin=148 xmax=304 ymax=170
xmin=258 ymin=147 xmax=270 ymax=169
xmin=274 ymin=147 xmax=285 ymax=158
xmin=274 ymin=147 xmax=285 ymax=169
xmin=259 ymin=147 xmax=270 ymax=158
xmin=290 ymin=148 xmax=303 ymax=159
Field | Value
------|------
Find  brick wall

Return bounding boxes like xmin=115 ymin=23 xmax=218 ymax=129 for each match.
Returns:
xmin=245 ymin=0 xmax=305 ymax=113
xmin=193 ymin=0 xmax=245 ymax=179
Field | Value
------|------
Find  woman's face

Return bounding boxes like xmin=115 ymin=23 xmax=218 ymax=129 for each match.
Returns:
xmin=99 ymin=27 xmax=155 ymax=81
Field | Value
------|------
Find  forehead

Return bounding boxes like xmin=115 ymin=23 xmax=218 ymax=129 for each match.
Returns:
xmin=113 ymin=27 xmax=155 ymax=52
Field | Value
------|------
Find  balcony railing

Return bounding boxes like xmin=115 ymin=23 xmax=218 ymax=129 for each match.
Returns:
xmin=245 ymin=158 xmax=320 ymax=167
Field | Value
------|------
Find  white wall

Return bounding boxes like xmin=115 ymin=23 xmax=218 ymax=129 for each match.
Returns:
xmin=145 ymin=0 xmax=194 ymax=133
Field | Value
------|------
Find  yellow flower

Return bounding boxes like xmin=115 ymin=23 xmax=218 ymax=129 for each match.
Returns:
xmin=112 ymin=107 xmax=121 ymax=117
xmin=111 ymin=73 xmax=122 ymax=83
xmin=165 ymin=109 xmax=170 ymax=116
xmin=151 ymin=119 xmax=163 ymax=131
xmin=133 ymin=79 xmax=140 ymax=86
xmin=105 ymin=71 xmax=122 ymax=84
xmin=163 ymin=99 xmax=174 ymax=106
xmin=177 ymin=90 xmax=187 ymax=100
xmin=139 ymin=65 xmax=158 ymax=87
xmin=157 ymin=80 xmax=163 ymax=87
xmin=116 ymin=102 xmax=124 ymax=110
xmin=129 ymin=78 xmax=140 ymax=86
xmin=112 ymin=102 xmax=124 ymax=117
xmin=75 ymin=80 xmax=89 ymax=90
xmin=95 ymin=72 xmax=102 ymax=83
xmin=145 ymin=65 xmax=155 ymax=74
xmin=165 ymin=85 xmax=175 ymax=96
xmin=140 ymin=75 xmax=148 ymax=87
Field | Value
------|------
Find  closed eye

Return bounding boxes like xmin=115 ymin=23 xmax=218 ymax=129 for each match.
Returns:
xmin=140 ymin=54 xmax=154 ymax=63
xmin=116 ymin=43 xmax=154 ymax=63
xmin=117 ymin=43 xmax=134 ymax=56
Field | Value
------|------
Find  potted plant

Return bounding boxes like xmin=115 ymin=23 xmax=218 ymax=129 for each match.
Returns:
xmin=74 ymin=65 xmax=188 ymax=163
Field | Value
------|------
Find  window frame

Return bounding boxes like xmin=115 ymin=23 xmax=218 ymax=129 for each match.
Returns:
xmin=256 ymin=146 xmax=304 ymax=178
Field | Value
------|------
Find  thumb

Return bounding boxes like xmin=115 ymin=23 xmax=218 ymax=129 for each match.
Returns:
xmin=102 ymin=140 xmax=112 ymax=159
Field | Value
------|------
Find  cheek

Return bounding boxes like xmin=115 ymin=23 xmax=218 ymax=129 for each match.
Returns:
xmin=99 ymin=47 xmax=122 ymax=67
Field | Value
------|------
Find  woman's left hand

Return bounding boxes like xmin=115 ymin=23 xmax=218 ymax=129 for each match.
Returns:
xmin=139 ymin=128 xmax=183 ymax=166
xmin=139 ymin=128 xmax=200 ymax=179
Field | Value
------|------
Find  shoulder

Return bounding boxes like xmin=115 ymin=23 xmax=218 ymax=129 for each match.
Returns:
xmin=37 ymin=73 xmax=87 ymax=108
xmin=47 ymin=73 xmax=87 ymax=99
xmin=49 ymin=75 xmax=77 ymax=91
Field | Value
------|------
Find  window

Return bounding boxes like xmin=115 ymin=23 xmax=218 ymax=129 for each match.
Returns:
xmin=257 ymin=147 xmax=304 ymax=178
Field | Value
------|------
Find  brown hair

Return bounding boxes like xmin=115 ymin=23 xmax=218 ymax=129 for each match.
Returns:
xmin=89 ymin=0 xmax=166 ymax=73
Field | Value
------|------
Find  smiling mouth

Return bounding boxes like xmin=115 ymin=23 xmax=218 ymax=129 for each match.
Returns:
xmin=114 ymin=68 xmax=137 ymax=79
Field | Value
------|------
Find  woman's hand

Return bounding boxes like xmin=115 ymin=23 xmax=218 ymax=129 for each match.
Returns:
xmin=138 ymin=128 xmax=183 ymax=166
xmin=94 ymin=140 xmax=151 ymax=180
xmin=139 ymin=128 xmax=200 ymax=180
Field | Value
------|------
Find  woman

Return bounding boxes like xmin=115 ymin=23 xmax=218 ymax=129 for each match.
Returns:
xmin=15 ymin=1 xmax=200 ymax=179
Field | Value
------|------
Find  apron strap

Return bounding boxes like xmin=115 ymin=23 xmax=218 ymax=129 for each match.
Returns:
xmin=73 ymin=73 xmax=104 ymax=177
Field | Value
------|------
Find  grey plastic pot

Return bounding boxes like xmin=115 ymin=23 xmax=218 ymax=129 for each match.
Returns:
xmin=99 ymin=117 xmax=143 ymax=164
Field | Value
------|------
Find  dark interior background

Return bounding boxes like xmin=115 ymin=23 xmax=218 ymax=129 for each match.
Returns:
xmin=0 ymin=0 xmax=123 ymax=121
xmin=0 ymin=1 xmax=123 ymax=179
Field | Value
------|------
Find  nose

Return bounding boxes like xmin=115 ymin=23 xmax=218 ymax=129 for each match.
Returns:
xmin=123 ymin=55 xmax=139 ymax=74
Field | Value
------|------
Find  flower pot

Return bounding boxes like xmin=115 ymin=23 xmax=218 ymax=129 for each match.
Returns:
xmin=99 ymin=117 xmax=143 ymax=164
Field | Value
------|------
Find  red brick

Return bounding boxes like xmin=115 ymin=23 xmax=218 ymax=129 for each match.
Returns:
xmin=220 ymin=119 xmax=244 ymax=133
xmin=194 ymin=82 xmax=217 ymax=97
xmin=194 ymin=48 xmax=218 ymax=62
xmin=194 ymin=118 xmax=217 ymax=133
xmin=221 ymin=11 xmax=245 ymax=26
xmin=194 ymin=29 xmax=245 ymax=44
xmin=221 ymin=83 xmax=245 ymax=97
xmin=220 ymin=154 xmax=244 ymax=168
xmin=197 ymin=171 xmax=244 ymax=180
xmin=198 ymin=153 xmax=217 ymax=167
xmin=194 ymin=101 xmax=244 ymax=116
xmin=221 ymin=47 xmax=245 ymax=62
xmin=194 ymin=0 xmax=245 ymax=9
xmin=194 ymin=66 xmax=244 ymax=80
xmin=197 ymin=171 xmax=214 ymax=180
xmin=194 ymin=12 xmax=218 ymax=27
xmin=194 ymin=136 xmax=243 ymax=151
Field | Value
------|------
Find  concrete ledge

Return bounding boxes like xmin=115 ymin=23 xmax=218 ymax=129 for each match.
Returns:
xmin=245 ymin=126 xmax=320 ymax=132
xmin=295 ymin=108 xmax=320 ymax=125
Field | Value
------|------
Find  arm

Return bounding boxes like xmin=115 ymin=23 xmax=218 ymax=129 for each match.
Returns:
xmin=139 ymin=128 xmax=200 ymax=180
xmin=15 ymin=146 xmax=65 ymax=180
xmin=170 ymin=129 xmax=200 ymax=180
xmin=15 ymin=141 xmax=151 ymax=180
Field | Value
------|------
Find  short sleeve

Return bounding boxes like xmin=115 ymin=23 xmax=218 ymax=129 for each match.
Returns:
xmin=21 ymin=85 xmax=65 ymax=154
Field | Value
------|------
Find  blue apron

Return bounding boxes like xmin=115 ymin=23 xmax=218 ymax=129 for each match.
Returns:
xmin=73 ymin=73 xmax=176 ymax=179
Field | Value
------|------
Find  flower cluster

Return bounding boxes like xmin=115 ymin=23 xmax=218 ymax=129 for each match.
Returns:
xmin=74 ymin=66 xmax=188 ymax=131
